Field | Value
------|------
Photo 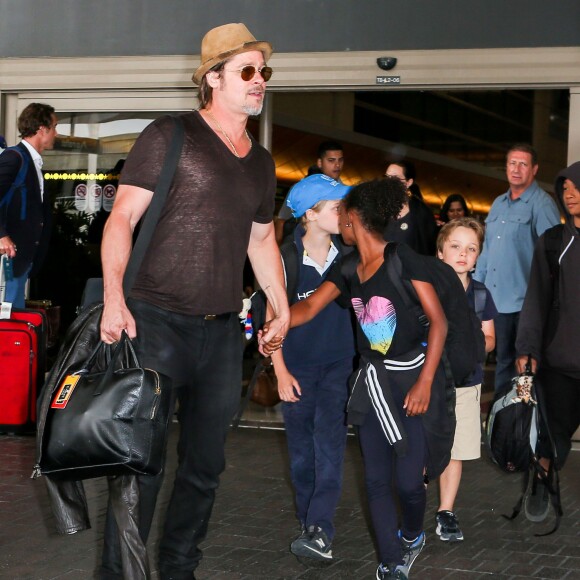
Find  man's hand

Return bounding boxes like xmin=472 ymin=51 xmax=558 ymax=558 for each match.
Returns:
xmin=100 ymin=297 xmax=137 ymax=343
xmin=0 ymin=235 xmax=17 ymax=258
xmin=403 ymin=378 xmax=432 ymax=417
xmin=258 ymin=315 xmax=289 ymax=356
xmin=516 ymin=355 xmax=537 ymax=374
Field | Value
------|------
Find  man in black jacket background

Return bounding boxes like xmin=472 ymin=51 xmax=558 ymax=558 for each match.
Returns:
xmin=0 ymin=102 xmax=57 ymax=307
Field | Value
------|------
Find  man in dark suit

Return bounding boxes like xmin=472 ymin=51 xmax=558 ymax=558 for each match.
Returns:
xmin=0 ymin=103 xmax=57 ymax=307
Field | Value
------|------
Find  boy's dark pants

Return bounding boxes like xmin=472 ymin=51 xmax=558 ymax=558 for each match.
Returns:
xmin=282 ymin=357 xmax=352 ymax=539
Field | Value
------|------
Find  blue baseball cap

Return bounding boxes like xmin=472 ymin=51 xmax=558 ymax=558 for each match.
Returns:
xmin=286 ymin=174 xmax=351 ymax=218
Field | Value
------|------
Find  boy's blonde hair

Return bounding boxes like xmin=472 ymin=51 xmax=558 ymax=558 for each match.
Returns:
xmin=436 ymin=217 xmax=485 ymax=254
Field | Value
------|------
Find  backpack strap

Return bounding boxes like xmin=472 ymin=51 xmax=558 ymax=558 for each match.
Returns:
xmin=384 ymin=242 xmax=426 ymax=325
xmin=471 ymin=279 xmax=487 ymax=321
xmin=123 ymin=115 xmax=184 ymax=295
xmin=280 ymin=240 xmax=300 ymax=303
xmin=339 ymin=248 xmax=359 ymax=284
xmin=0 ymin=146 xmax=29 ymax=220
xmin=282 ymin=234 xmax=348 ymax=304
xmin=385 ymin=242 xmax=456 ymax=395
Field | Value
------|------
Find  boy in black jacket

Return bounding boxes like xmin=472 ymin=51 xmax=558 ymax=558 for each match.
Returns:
xmin=515 ymin=161 xmax=579 ymax=522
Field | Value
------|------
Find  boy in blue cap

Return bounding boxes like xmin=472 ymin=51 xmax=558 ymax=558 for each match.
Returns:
xmin=272 ymin=173 xmax=356 ymax=561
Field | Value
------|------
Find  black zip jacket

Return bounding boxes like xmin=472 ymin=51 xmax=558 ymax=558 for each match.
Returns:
xmin=33 ymin=304 xmax=150 ymax=578
xmin=516 ymin=162 xmax=580 ymax=378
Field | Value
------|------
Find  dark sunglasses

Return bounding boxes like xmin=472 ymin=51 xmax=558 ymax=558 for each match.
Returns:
xmin=225 ymin=65 xmax=273 ymax=82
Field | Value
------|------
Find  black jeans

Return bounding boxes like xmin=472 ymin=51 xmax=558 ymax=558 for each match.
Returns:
xmin=494 ymin=312 xmax=520 ymax=393
xmin=536 ymin=367 xmax=580 ymax=470
xmin=100 ymin=299 xmax=242 ymax=579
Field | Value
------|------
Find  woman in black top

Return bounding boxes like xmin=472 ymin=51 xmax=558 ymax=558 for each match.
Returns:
xmin=384 ymin=162 xmax=438 ymax=256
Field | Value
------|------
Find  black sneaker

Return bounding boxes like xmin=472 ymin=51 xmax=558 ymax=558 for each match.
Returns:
xmin=376 ymin=562 xmax=407 ymax=579
xmin=290 ymin=525 xmax=333 ymax=561
xmin=435 ymin=510 xmax=464 ymax=542
xmin=399 ymin=530 xmax=425 ymax=576
xmin=290 ymin=524 xmax=307 ymax=547
xmin=524 ymin=478 xmax=550 ymax=523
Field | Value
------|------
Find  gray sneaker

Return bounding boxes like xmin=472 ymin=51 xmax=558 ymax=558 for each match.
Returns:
xmin=435 ymin=510 xmax=464 ymax=542
xmin=524 ymin=478 xmax=550 ymax=523
xmin=290 ymin=525 xmax=333 ymax=560
xmin=399 ymin=531 xmax=425 ymax=576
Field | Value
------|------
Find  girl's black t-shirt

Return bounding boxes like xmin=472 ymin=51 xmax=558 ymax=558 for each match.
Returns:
xmin=327 ymin=243 xmax=432 ymax=360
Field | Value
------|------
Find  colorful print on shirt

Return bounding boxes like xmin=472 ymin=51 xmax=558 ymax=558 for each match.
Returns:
xmin=351 ymin=296 xmax=396 ymax=355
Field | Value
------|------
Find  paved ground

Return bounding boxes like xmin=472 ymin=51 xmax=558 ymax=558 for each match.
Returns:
xmin=1 ymin=419 xmax=579 ymax=580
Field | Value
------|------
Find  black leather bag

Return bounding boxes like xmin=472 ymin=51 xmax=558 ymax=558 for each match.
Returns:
xmin=39 ymin=331 xmax=172 ymax=480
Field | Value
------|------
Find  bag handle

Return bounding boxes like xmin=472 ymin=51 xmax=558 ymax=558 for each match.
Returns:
xmin=78 ymin=331 xmax=140 ymax=386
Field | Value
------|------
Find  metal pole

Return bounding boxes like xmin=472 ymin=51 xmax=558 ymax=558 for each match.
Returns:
xmin=259 ymin=93 xmax=273 ymax=153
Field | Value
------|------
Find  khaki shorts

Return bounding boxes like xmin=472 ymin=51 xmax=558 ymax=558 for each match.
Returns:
xmin=451 ymin=384 xmax=482 ymax=460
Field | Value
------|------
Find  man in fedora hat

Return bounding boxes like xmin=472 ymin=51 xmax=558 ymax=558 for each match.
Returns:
xmin=99 ymin=23 xmax=288 ymax=580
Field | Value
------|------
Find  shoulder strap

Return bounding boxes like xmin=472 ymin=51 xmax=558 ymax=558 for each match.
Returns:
xmin=123 ymin=116 xmax=185 ymax=295
xmin=340 ymin=252 xmax=356 ymax=281
xmin=0 ymin=147 xmax=29 ymax=220
xmin=280 ymin=240 xmax=300 ymax=302
xmin=384 ymin=242 xmax=425 ymax=322
xmin=472 ymin=279 xmax=487 ymax=321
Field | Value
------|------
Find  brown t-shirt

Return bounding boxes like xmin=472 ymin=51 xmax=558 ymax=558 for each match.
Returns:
xmin=119 ymin=111 xmax=275 ymax=315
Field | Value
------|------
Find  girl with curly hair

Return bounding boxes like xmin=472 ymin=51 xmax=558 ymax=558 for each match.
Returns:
xmin=270 ymin=178 xmax=453 ymax=579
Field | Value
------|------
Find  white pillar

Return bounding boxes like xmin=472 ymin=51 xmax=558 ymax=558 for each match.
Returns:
xmin=567 ymin=88 xmax=580 ymax=164
xmin=259 ymin=93 xmax=273 ymax=153
xmin=4 ymin=94 xmax=19 ymax=146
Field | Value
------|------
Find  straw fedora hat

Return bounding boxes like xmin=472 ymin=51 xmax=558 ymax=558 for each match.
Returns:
xmin=192 ymin=23 xmax=273 ymax=85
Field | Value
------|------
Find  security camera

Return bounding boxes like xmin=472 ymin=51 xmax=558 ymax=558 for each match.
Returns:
xmin=377 ymin=57 xmax=397 ymax=71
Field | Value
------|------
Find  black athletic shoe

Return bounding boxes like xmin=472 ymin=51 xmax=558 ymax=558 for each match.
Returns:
xmin=290 ymin=525 xmax=333 ymax=560
xmin=435 ymin=510 xmax=464 ymax=542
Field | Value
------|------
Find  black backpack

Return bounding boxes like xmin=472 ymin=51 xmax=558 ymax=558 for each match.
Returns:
xmin=381 ymin=243 xmax=486 ymax=387
xmin=485 ymin=358 xmax=563 ymax=535
xmin=485 ymin=374 xmax=538 ymax=474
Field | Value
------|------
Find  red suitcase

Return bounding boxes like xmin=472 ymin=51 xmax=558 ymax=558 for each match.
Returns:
xmin=10 ymin=308 xmax=48 ymax=390
xmin=0 ymin=310 xmax=46 ymax=432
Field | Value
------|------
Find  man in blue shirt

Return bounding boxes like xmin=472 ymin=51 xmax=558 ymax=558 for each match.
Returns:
xmin=474 ymin=144 xmax=560 ymax=393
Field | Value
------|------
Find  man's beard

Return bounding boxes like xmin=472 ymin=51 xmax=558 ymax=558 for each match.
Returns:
xmin=242 ymin=102 xmax=264 ymax=117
